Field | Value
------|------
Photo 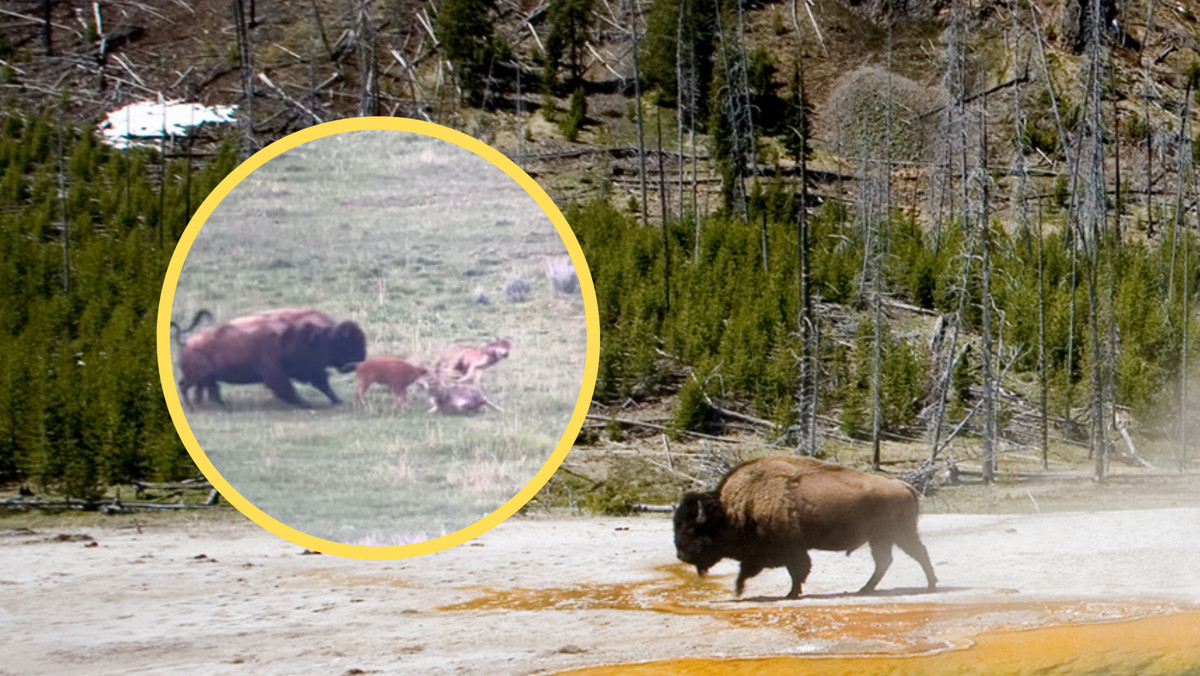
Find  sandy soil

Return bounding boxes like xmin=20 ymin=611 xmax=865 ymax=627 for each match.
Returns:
xmin=2 ymin=508 xmax=1199 ymax=675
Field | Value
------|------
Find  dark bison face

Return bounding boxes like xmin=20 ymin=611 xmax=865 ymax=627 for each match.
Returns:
xmin=330 ymin=321 xmax=366 ymax=371
xmin=673 ymin=492 xmax=726 ymax=575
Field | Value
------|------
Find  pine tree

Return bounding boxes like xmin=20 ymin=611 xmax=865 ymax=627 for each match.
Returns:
xmin=544 ymin=0 xmax=594 ymax=88
xmin=641 ymin=0 xmax=715 ymax=114
xmin=437 ymin=0 xmax=505 ymax=104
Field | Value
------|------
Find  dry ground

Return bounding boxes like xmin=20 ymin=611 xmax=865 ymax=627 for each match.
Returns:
xmin=2 ymin=505 xmax=1200 ymax=675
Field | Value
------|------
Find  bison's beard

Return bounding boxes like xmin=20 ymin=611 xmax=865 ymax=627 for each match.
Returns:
xmin=694 ymin=564 xmax=710 ymax=577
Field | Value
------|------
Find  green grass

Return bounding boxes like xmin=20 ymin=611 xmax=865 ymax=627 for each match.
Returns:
xmin=169 ymin=130 xmax=587 ymax=545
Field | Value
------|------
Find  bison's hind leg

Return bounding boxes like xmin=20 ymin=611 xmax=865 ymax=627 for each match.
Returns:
xmin=204 ymin=381 xmax=227 ymax=409
xmin=784 ymin=550 xmax=813 ymax=599
xmin=896 ymin=532 xmax=938 ymax=591
xmin=178 ymin=377 xmax=195 ymax=408
xmin=858 ymin=538 xmax=895 ymax=594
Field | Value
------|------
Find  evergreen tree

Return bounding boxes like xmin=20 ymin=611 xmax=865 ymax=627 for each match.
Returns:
xmin=437 ymin=0 xmax=506 ymax=104
xmin=641 ymin=0 xmax=715 ymax=118
xmin=544 ymin=0 xmax=594 ymax=88
xmin=784 ymin=62 xmax=813 ymax=170
xmin=0 ymin=101 xmax=237 ymax=492
xmin=560 ymin=86 xmax=588 ymax=141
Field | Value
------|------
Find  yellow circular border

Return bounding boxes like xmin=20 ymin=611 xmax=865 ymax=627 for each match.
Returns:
xmin=157 ymin=117 xmax=599 ymax=559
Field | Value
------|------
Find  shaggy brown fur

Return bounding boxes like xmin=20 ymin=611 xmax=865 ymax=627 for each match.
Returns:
xmin=177 ymin=307 xmax=366 ymax=408
xmin=229 ymin=307 xmax=336 ymax=332
xmin=674 ymin=454 xmax=937 ymax=599
xmin=436 ymin=338 xmax=511 ymax=385
xmin=354 ymin=358 xmax=430 ymax=409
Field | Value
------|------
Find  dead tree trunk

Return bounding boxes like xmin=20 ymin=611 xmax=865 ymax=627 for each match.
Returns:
xmin=631 ymin=0 xmax=648 ymax=227
xmin=677 ymin=4 xmax=686 ymax=220
xmin=979 ymin=102 xmax=997 ymax=484
xmin=800 ymin=59 xmax=817 ymax=457
xmin=1008 ymin=22 xmax=1032 ymax=258
xmin=1172 ymin=83 xmax=1194 ymax=471
xmin=358 ymin=0 xmax=378 ymax=117
xmin=56 ymin=107 xmax=68 ymax=294
xmin=658 ymin=107 xmax=671 ymax=313
xmin=1086 ymin=0 xmax=1109 ymax=481
xmin=929 ymin=1 xmax=971 ymax=462
xmin=231 ymin=0 xmax=256 ymax=157
xmin=42 ymin=0 xmax=53 ymax=55
xmin=1038 ymin=198 xmax=1049 ymax=468
xmin=1110 ymin=63 xmax=1122 ymax=242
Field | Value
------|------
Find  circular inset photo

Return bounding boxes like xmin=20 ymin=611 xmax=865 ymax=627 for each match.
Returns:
xmin=158 ymin=119 xmax=597 ymax=558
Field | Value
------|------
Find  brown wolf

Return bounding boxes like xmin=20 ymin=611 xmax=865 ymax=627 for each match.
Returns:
xmin=417 ymin=375 xmax=502 ymax=415
xmin=436 ymin=338 xmax=511 ymax=386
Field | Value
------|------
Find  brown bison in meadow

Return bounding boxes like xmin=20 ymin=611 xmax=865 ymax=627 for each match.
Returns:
xmin=177 ymin=308 xmax=366 ymax=408
xmin=673 ymin=454 xmax=937 ymax=599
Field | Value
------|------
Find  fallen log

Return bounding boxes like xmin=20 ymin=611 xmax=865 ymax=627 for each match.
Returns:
xmin=583 ymin=414 xmax=738 ymax=443
xmin=632 ymin=504 xmax=674 ymax=513
xmin=947 ymin=468 xmax=1097 ymax=482
xmin=1 ymin=497 xmax=228 ymax=513
xmin=132 ymin=479 xmax=213 ymax=491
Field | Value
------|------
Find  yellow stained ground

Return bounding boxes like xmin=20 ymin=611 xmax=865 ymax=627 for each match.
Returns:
xmin=441 ymin=563 xmax=1200 ymax=676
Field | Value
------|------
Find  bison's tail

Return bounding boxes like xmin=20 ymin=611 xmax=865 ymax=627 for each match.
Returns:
xmin=172 ymin=309 xmax=215 ymax=348
xmin=186 ymin=309 xmax=214 ymax=332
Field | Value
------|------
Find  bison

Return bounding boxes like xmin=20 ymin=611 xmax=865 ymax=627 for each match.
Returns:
xmin=353 ymin=357 xmax=430 ymax=409
xmin=673 ymin=454 xmax=937 ymax=599
xmin=177 ymin=307 xmax=366 ymax=408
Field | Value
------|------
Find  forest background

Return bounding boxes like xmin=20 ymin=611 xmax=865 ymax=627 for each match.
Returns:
xmin=2 ymin=0 xmax=1199 ymax=511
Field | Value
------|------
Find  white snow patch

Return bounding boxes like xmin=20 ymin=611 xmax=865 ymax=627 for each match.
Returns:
xmin=98 ymin=98 xmax=236 ymax=148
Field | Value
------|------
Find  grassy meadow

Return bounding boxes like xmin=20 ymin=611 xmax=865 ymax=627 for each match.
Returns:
xmin=168 ymin=129 xmax=588 ymax=546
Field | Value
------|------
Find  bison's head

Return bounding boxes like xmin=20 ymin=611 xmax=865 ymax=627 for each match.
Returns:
xmin=672 ymin=491 xmax=727 ymax=576
xmin=329 ymin=321 xmax=367 ymax=372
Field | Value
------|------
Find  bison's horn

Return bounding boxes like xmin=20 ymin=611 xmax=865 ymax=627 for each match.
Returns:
xmin=695 ymin=499 xmax=706 ymax=524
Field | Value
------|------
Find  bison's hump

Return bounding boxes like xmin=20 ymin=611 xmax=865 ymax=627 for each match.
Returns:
xmin=718 ymin=454 xmax=918 ymax=535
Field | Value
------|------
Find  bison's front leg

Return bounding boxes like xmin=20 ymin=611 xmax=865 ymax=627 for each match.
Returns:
xmin=784 ymin=550 xmax=813 ymax=599
xmin=734 ymin=562 xmax=763 ymax=597
xmin=262 ymin=365 xmax=310 ymax=408
xmin=306 ymin=370 xmax=342 ymax=405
